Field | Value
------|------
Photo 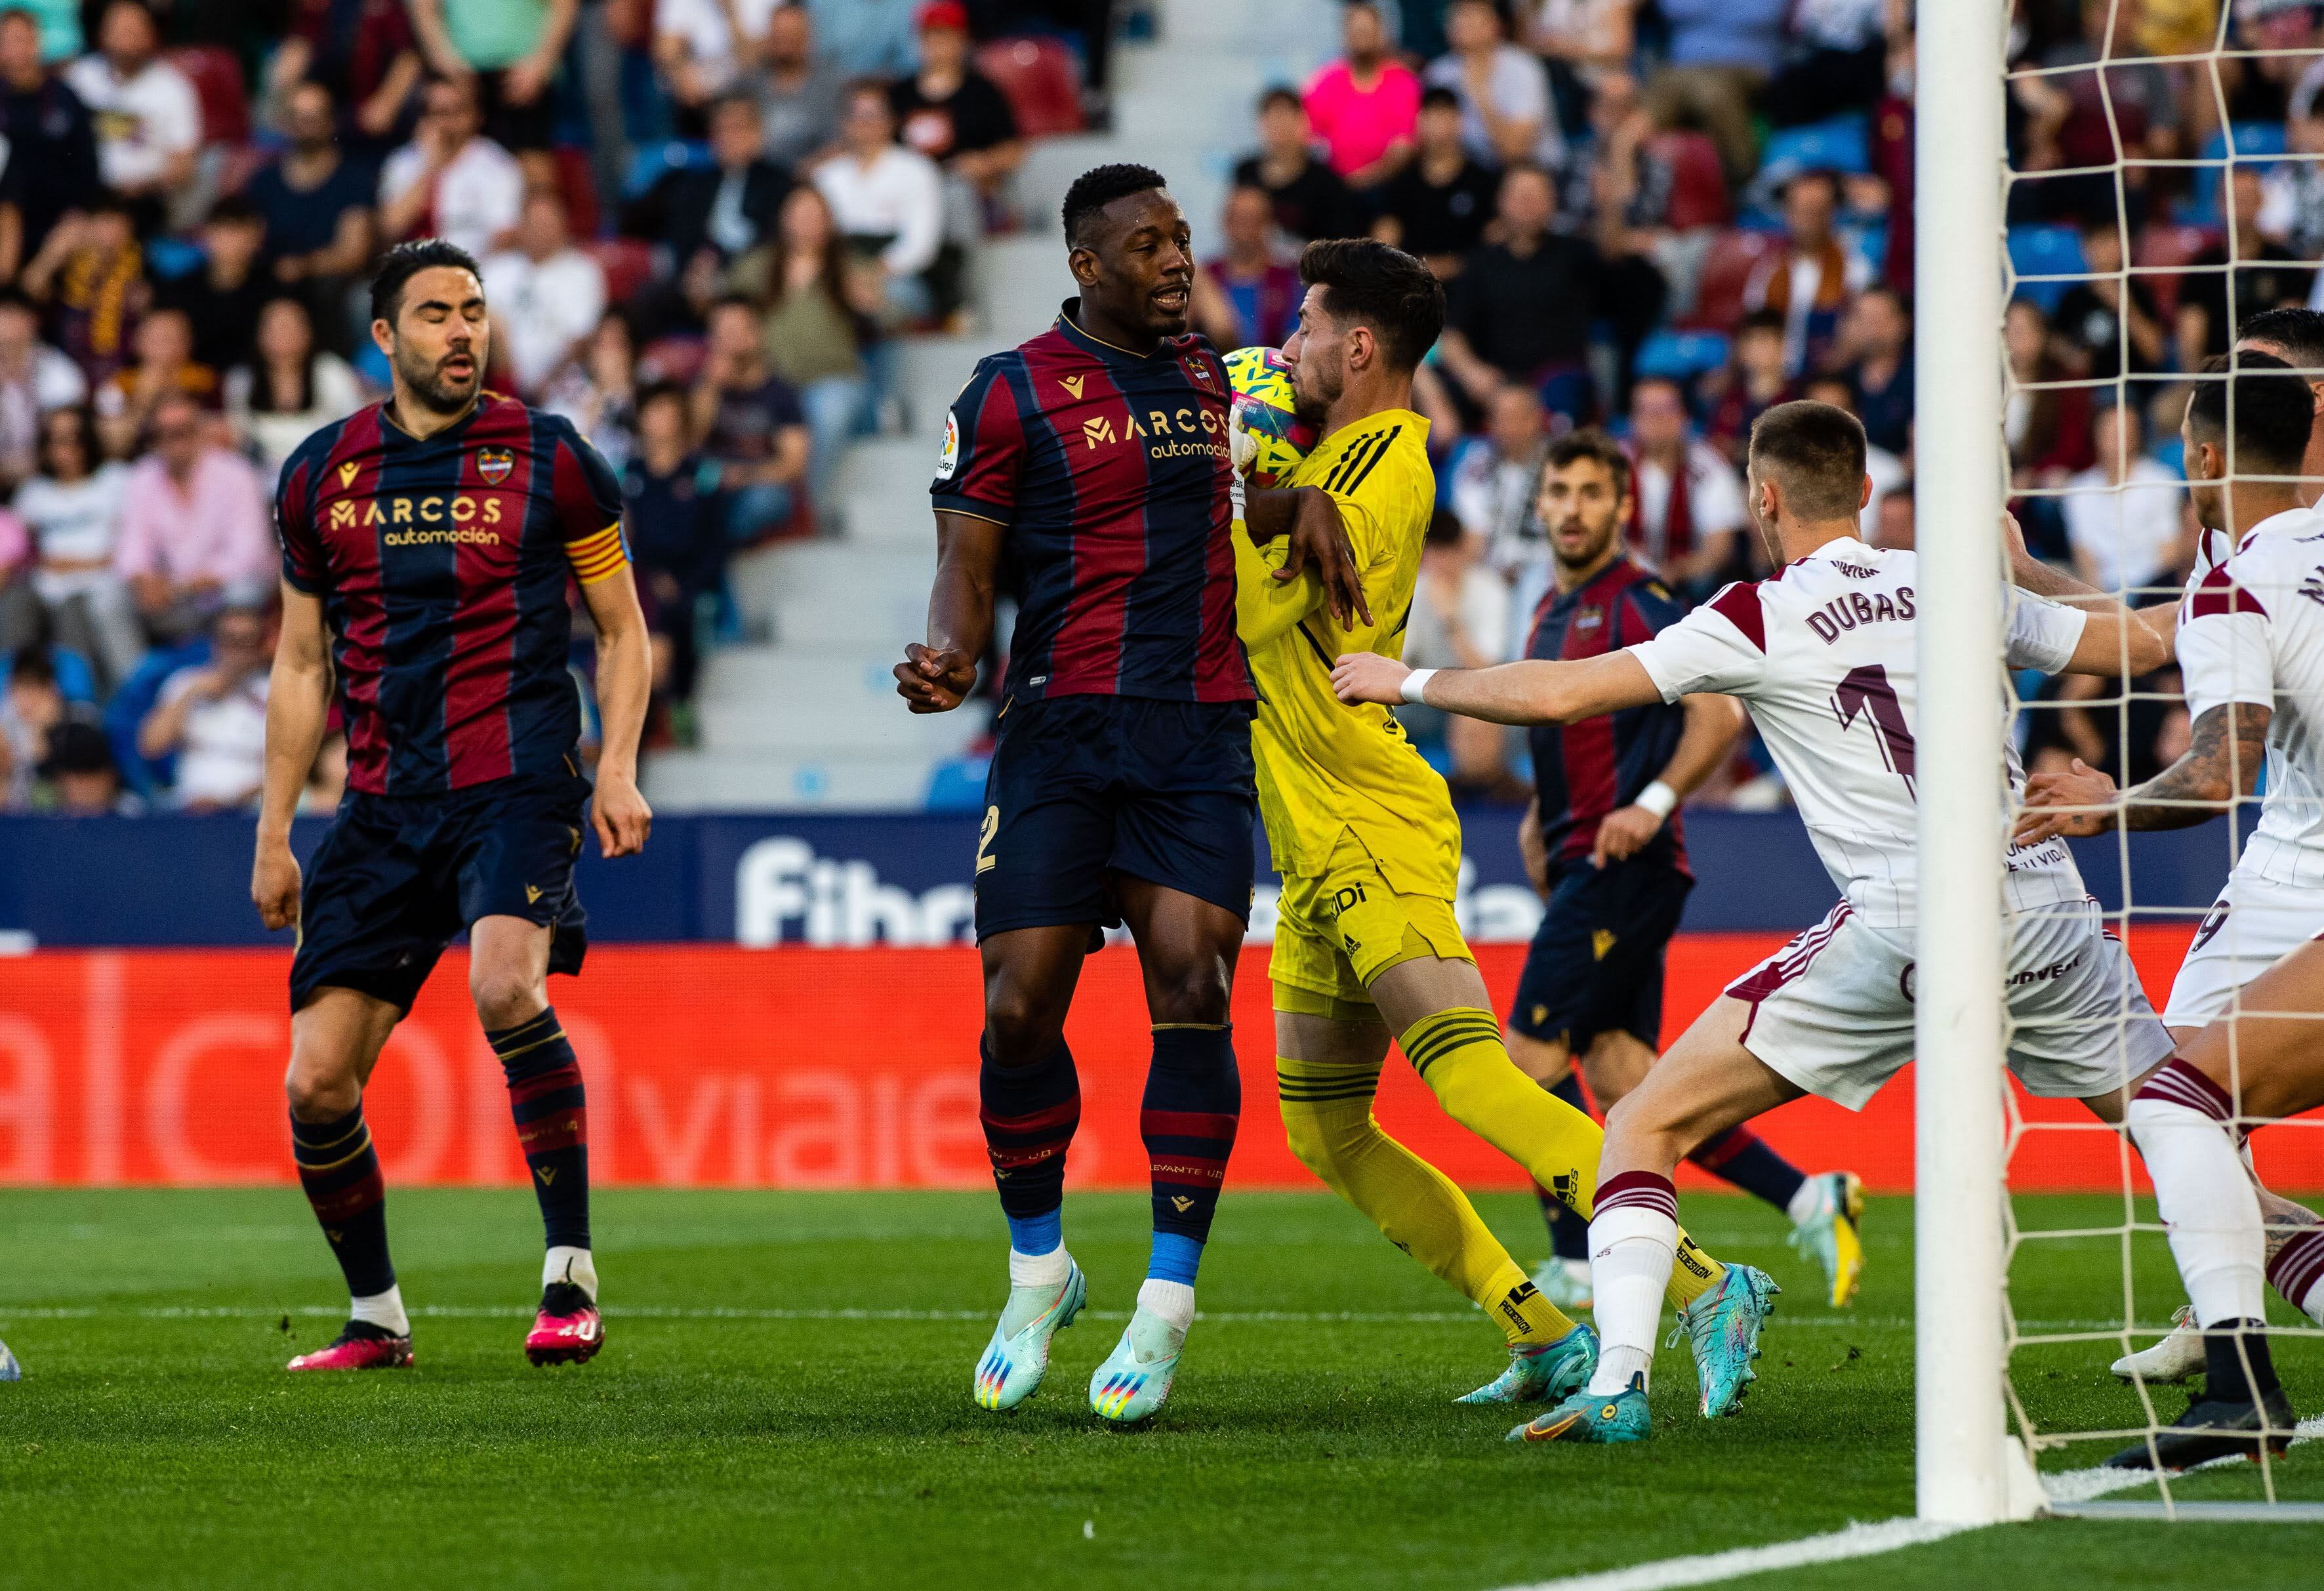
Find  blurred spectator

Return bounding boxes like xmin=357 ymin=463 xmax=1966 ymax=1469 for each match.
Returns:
xmin=115 ymin=390 xmax=272 ymax=643
xmin=1741 ymin=170 xmax=1870 ymax=378
xmin=0 ymin=288 xmax=85 ymax=482
xmin=14 ymin=405 xmax=137 ymax=688
xmin=271 ymin=0 xmax=424 ymax=149
xmin=2028 ymin=0 xmax=2181 ymax=203
xmin=1444 ymin=384 xmax=1551 ymax=632
xmin=20 ymin=187 xmax=140 ymax=381
xmin=691 ymin=295 xmax=809 ymax=539
xmin=1423 ymin=0 xmax=1560 ymax=170
xmin=1231 ymin=87 xmax=1360 ymax=245
xmin=1436 ymin=164 xmax=1604 ymax=426
xmin=2260 ymin=60 xmax=2324 ymax=264
xmin=1765 ymin=0 xmax=1888 ymax=129
xmin=2005 ymin=298 xmax=2094 ymax=485
xmin=98 ymin=306 xmax=216 ymax=459
xmin=33 ymin=718 xmax=138 ymax=812
xmin=1192 ymin=185 xmax=1301 ymax=352
xmin=725 ymin=184 xmax=878 ymax=510
xmin=483 ymin=189 xmax=607 ymax=398
xmin=62 ymin=1 xmax=198 ymax=227
xmin=136 ymin=602 xmax=268 ymax=809
xmin=1799 ymin=371 xmax=1902 ymax=541
xmin=379 ymin=73 xmax=525 ymax=262
xmin=1370 ymin=85 xmax=1498 ymax=276
xmin=2050 ymin=216 xmax=2166 ymax=381
xmin=813 ymin=79 xmax=943 ymax=324
xmin=756 ymin=2 xmax=845 ymax=168
xmin=1623 ymin=375 xmax=1745 ymax=594
xmin=1832 ymin=283 xmax=1911 ymax=456
xmin=1703 ymin=309 xmax=1789 ymax=464
xmin=1641 ymin=0 xmax=1787 ymax=187
xmin=1302 ymin=1 xmax=1420 ymax=189
xmin=804 ymin=0 xmax=915 ymax=79
xmin=225 ymin=296 xmax=365 ymax=486
xmin=1531 ymin=0 xmax=1637 ymax=130
xmin=543 ymin=310 xmax=642 ymax=473
xmin=247 ymin=81 xmax=377 ymax=333
xmin=2178 ymin=167 xmax=2315 ymax=365
xmin=0 ymin=7 xmax=99 ymax=263
xmin=1873 ymin=477 xmax=1912 ymax=550
xmin=892 ymin=1 xmax=1021 ymax=216
xmin=628 ymin=90 xmax=792 ymax=281
xmin=655 ymin=0 xmax=783 ymax=123
xmin=157 ymin=197 xmax=271 ymax=377
xmin=622 ymin=381 xmax=727 ymax=711
xmin=8 ymin=0 xmax=72 ymax=61
xmin=2061 ymin=403 xmax=2188 ymax=600
xmin=2201 ymin=1 xmax=2318 ymax=136
xmin=0 ymin=642 xmax=66 ymax=807
xmin=1402 ymin=506 xmax=1512 ymax=793
xmin=407 ymin=0 xmax=577 ymax=155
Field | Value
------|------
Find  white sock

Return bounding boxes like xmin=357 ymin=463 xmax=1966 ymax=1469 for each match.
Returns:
xmin=1585 ymin=1205 xmax=1677 ymax=1395
xmin=350 ymin=1284 xmax=409 ymax=1336
xmin=1136 ymin=1277 xmax=1196 ymax=1336
xmin=1786 ymin=1174 xmax=1825 ymax=1227
xmin=544 ymin=1245 xmax=598 ymax=1302
xmin=2128 ymin=1094 xmax=2266 ymax=1327
xmin=1009 ymin=1245 xmax=1072 ymax=1291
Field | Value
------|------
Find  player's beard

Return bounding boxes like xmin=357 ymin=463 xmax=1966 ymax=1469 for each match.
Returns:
xmin=1289 ymin=352 xmax=1337 ymax=427
xmin=397 ymin=344 xmax=481 ymax=415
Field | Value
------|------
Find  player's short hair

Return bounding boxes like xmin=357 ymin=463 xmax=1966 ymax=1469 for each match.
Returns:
xmin=2184 ymin=350 xmax=2314 ymax=473
xmin=1747 ymin=400 xmax=1868 ymax=522
xmin=1541 ymin=427 xmax=1631 ymax=501
xmin=1297 ymin=237 xmax=1444 ymax=373
xmin=369 ymin=238 xmax=483 ymax=325
xmin=2238 ymin=306 xmax=2324 ymax=371
xmin=1062 ymin=163 xmax=1171 ymax=250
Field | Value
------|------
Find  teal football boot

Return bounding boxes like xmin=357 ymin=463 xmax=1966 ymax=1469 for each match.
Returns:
xmin=1456 ymin=1322 xmax=1599 ymax=1405
xmin=971 ymin=1261 xmax=1086 ymax=1411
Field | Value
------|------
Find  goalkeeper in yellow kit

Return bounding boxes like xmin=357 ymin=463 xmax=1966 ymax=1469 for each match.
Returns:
xmin=1233 ymin=239 xmax=1777 ymax=1429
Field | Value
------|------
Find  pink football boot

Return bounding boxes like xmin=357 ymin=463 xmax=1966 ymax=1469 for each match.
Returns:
xmin=524 ymin=1282 xmax=603 ymax=1366
xmin=287 ymin=1321 xmax=413 ymax=1371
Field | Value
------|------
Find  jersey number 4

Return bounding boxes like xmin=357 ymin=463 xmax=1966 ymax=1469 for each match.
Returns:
xmin=1833 ymin=664 xmax=1917 ymax=793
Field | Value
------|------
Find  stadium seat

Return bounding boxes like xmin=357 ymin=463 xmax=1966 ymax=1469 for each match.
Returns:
xmin=2008 ymin=225 xmax=2087 ymax=314
xmin=624 ymin=140 xmax=713 ymax=201
xmin=142 ymin=237 xmax=204 ymax=280
xmin=975 ymin=37 xmax=1086 ymax=137
xmin=168 ymin=46 xmax=248 ymax=146
xmin=1757 ymin=113 xmax=1871 ymax=185
xmin=1680 ymin=230 xmax=1780 ymax=331
xmin=2132 ymin=221 xmax=2218 ymax=320
xmin=587 ymin=238 xmax=657 ymax=308
xmin=1652 ymin=131 xmax=1730 ymax=230
xmin=552 ymin=146 xmax=602 ymax=239
xmin=1633 ymin=329 xmax=1730 ymax=382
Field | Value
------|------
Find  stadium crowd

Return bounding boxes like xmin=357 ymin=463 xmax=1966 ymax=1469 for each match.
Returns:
xmin=0 ymin=0 xmax=2312 ymax=815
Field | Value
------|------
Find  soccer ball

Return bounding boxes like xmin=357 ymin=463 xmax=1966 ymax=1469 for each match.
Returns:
xmin=1224 ymin=345 xmax=1316 ymax=489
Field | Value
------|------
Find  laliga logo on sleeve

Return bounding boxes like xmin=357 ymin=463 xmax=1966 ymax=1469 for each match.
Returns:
xmin=477 ymin=447 xmax=514 ymax=486
xmin=937 ymin=411 xmax=960 ymax=481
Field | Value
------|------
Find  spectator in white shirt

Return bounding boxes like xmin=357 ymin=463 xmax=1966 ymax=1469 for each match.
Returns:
xmin=63 ymin=0 xmax=199 ymax=222
xmin=813 ymin=79 xmax=943 ymax=324
xmin=1423 ymin=0 xmax=1562 ymax=171
xmin=138 ymin=604 xmax=271 ymax=810
xmin=1444 ymin=385 xmax=1551 ymax=650
xmin=113 ymin=391 xmax=275 ymax=644
xmin=14 ymin=405 xmax=138 ymax=690
xmin=1624 ymin=375 xmax=1746 ymax=595
xmin=0 ymin=291 xmax=87 ymax=484
xmin=483 ymin=190 xmax=607 ymax=397
xmin=2061 ymin=402 xmax=2188 ymax=600
xmin=224 ymin=297 xmax=366 ymax=487
xmin=378 ymin=74 xmax=525 ymax=262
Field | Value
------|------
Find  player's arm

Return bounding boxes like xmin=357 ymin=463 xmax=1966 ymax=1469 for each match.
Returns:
xmin=1331 ymin=649 xmax=1663 ymax=725
xmin=1591 ymin=692 xmax=1745 ymax=867
xmin=578 ymin=564 xmax=653 ymax=858
xmin=2015 ymin=701 xmax=2270 ymax=842
xmin=2003 ymin=510 xmax=2179 ymax=659
xmin=1242 ymin=484 xmax=1372 ymax=626
xmin=897 ymin=509 xmax=1002 ymax=712
xmin=251 ymin=581 xmax=332 ymax=932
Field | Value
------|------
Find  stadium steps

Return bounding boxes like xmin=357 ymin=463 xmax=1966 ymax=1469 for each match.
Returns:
xmin=692 ymin=649 xmax=977 ymax=759
xmin=731 ymin=542 xmax=934 ymax=650
xmin=640 ymin=748 xmax=939 ymax=811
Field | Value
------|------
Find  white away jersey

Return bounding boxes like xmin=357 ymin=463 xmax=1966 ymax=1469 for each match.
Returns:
xmin=2176 ymin=506 xmax=2324 ymax=887
xmin=1628 ymin=536 xmax=2090 ymax=928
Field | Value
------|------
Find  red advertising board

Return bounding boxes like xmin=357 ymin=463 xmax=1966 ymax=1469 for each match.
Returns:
xmin=0 ymin=928 xmax=2316 ymax=1191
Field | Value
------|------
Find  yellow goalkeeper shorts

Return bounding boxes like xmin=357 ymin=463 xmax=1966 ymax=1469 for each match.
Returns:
xmin=1271 ymin=831 xmax=1473 ymax=1010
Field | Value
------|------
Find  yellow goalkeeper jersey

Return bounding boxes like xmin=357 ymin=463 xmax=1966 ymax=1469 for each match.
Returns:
xmin=1235 ymin=405 xmax=1460 ymax=896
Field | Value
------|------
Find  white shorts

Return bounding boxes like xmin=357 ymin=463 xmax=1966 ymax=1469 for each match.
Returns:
xmin=2162 ymin=870 xmax=2324 ymax=1030
xmin=1726 ymin=898 xmax=2174 ymax=1111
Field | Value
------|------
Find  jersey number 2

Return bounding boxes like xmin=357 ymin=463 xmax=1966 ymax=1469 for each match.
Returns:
xmin=1833 ymin=664 xmax=1917 ymax=790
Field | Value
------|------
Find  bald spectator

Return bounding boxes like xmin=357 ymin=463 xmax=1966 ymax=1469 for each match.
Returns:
xmin=62 ymin=1 xmax=198 ymax=227
xmin=1303 ymin=1 xmax=1421 ymax=190
xmin=378 ymin=73 xmax=524 ymax=260
xmin=1436 ymin=164 xmax=1605 ymax=426
xmin=483 ymin=190 xmax=607 ymax=397
xmin=756 ymin=3 xmax=845 ymax=167
xmin=137 ymin=604 xmax=270 ymax=810
xmin=113 ymin=392 xmax=272 ymax=644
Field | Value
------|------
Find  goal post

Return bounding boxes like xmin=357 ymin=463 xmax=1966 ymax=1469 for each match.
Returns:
xmin=1912 ymin=0 xmax=2016 ymax=1526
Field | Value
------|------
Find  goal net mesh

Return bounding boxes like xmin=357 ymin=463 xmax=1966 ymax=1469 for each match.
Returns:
xmin=1998 ymin=0 xmax=2323 ymax=1506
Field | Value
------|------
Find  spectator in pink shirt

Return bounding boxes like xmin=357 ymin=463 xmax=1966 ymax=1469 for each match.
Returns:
xmin=113 ymin=392 xmax=275 ymax=644
xmin=1302 ymin=1 xmax=1421 ymax=190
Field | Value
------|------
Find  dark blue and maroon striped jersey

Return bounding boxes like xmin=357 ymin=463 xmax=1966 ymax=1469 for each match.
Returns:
xmin=1526 ymin=555 xmax=1691 ymax=874
xmin=275 ymin=394 xmax=628 ymax=796
xmin=931 ymin=301 xmax=1252 ymax=704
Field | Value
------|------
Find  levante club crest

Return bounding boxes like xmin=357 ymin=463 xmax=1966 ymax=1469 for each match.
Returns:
xmin=477 ymin=446 xmax=515 ymax=485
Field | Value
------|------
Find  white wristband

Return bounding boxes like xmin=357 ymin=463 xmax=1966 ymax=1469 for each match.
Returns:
xmin=1400 ymin=668 xmax=1437 ymax=705
xmin=1634 ymin=780 xmax=1678 ymax=820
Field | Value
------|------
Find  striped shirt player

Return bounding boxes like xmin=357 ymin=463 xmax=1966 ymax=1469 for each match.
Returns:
xmin=934 ymin=300 xmax=1257 ymax=938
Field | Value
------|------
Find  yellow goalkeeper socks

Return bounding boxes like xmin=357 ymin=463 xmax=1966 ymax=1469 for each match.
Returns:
xmin=1276 ymin=1054 xmax=1577 ymax=1348
xmin=1396 ymin=1007 xmax=1726 ymax=1312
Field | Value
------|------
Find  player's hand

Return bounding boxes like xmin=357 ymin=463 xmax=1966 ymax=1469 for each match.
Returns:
xmin=2014 ymin=757 xmax=2119 ymax=843
xmin=2001 ymin=509 xmax=2029 ymax=567
xmin=251 ymin=837 xmax=302 ymax=932
xmin=895 ymin=642 xmax=977 ymax=713
xmin=1331 ymin=651 xmax=1410 ymax=706
xmin=1282 ymin=489 xmax=1374 ymax=628
xmin=592 ymin=768 xmax=653 ymax=857
xmin=1591 ymin=803 xmax=1663 ymax=869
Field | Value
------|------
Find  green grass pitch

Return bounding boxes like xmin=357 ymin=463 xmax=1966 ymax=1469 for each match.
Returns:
xmin=1 ymin=1186 xmax=2319 ymax=1589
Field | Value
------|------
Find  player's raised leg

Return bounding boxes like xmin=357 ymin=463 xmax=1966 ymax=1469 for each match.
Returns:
xmin=283 ymin=986 xmax=411 ymax=1371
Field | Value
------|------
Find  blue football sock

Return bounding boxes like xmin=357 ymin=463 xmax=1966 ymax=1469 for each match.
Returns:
xmin=1147 ymin=1229 xmax=1204 ymax=1286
